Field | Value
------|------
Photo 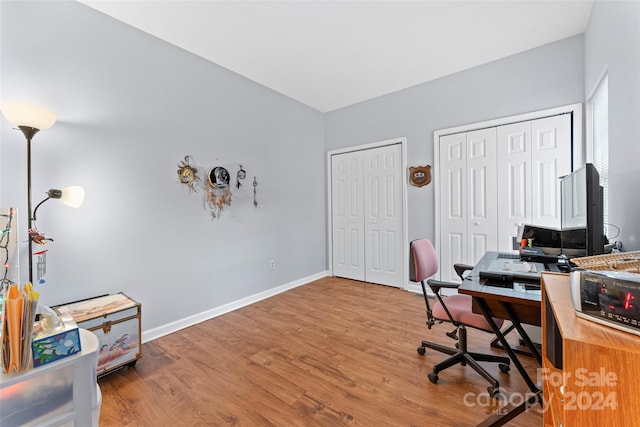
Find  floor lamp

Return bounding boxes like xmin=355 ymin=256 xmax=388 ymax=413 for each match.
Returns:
xmin=0 ymin=102 xmax=84 ymax=284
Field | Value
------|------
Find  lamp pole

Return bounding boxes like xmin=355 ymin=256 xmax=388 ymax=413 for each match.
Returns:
xmin=19 ymin=125 xmax=40 ymax=284
xmin=1 ymin=102 xmax=58 ymax=285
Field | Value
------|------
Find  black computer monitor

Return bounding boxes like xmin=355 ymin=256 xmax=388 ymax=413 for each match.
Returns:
xmin=560 ymin=163 xmax=605 ymax=257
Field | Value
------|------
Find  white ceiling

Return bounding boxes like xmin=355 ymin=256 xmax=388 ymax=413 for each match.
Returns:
xmin=77 ymin=0 xmax=594 ymax=113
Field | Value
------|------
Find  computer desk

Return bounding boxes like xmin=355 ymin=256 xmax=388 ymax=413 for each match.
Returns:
xmin=458 ymin=251 xmax=543 ymax=427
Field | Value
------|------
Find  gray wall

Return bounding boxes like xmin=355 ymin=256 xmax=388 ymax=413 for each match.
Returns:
xmin=0 ymin=1 xmax=327 ymax=333
xmin=3 ymin=0 xmax=638 ymax=340
xmin=585 ymin=0 xmax=640 ymax=251
xmin=326 ymin=35 xmax=585 ymax=245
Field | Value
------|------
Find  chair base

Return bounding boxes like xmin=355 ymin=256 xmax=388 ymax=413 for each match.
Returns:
xmin=417 ymin=326 xmax=511 ymax=396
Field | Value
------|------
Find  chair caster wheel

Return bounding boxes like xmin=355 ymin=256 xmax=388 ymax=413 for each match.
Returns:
xmin=488 ymin=386 xmax=501 ymax=399
xmin=417 ymin=346 xmax=426 ymax=355
xmin=427 ymin=372 xmax=439 ymax=384
xmin=499 ymin=363 xmax=510 ymax=373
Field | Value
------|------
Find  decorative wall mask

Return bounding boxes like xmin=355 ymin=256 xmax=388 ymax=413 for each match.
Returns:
xmin=176 ymin=156 xmax=258 ymax=219
xmin=177 ymin=155 xmax=200 ymax=192
xmin=409 ymin=165 xmax=432 ymax=187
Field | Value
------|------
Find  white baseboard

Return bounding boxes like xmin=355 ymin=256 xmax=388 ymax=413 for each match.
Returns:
xmin=406 ymin=283 xmax=422 ymax=294
xmin=142 ymin=270 xmax=330 ymax=343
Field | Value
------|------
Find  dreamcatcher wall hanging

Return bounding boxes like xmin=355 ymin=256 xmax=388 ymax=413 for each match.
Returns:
xmin=176 ymin=156 xmax=258 ymax=219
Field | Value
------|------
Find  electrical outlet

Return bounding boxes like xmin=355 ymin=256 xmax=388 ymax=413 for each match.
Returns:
xmin=269 ymin=259 xmax=276 ymax=270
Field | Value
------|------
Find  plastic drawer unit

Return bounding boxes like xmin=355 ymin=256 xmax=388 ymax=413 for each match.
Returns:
xmin=0 ymin=329 xmax=101 ymax=427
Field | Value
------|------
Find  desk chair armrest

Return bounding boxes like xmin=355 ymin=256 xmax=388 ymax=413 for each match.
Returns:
xmin=454 ymin=264 xmax=474 ymax=281
xmin=426 ymin=279 xmax=460 ymax=294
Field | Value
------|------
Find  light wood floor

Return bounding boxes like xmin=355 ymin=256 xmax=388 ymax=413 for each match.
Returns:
xmin=98 ymin=277 xmax=543 ymax=426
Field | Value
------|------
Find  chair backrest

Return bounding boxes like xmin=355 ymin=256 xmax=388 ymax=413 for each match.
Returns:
xmin=409 ymin=238 xmax=439 ymax=282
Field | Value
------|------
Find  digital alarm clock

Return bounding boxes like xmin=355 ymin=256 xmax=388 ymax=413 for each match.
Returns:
xmin=570 ymin=270 xmax=640 ymax=337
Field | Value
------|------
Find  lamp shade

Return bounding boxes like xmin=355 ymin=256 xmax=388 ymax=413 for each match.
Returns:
xmin=0 ymin=101 xmax=56 ymax=130
xmin=59 ymin=186 xmax=85 ymax=208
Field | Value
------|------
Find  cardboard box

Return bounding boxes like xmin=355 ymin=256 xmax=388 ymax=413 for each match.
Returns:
xmin=53 ymin=293 xmax=142 ymax=376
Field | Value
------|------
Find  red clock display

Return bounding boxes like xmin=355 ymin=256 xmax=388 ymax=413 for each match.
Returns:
xmin=576 ymin=271 xmax=640 ymax=336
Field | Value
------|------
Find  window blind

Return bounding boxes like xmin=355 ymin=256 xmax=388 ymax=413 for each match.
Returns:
xmin=590 ymin=75 xmax=609 ymax=234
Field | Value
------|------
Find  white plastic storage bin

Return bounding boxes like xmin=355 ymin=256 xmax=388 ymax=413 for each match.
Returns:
xmin=0 ymin=329 xmax=100 ymax=426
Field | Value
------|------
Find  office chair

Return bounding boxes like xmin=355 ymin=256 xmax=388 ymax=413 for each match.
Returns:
xmin=410 ymin=238 xmax=510 ymax=396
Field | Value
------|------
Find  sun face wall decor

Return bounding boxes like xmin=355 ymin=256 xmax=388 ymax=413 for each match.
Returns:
xmin=176 ymin=156 xmax=258 ymax=219
xmin=176 ymin=155 xmax=200 ymax=192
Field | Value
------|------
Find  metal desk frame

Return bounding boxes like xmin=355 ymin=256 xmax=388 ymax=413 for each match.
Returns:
xmin=458 ymin=251 xmax=545 ymax=427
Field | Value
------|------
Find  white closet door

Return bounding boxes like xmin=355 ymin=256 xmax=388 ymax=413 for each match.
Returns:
xmin=331 ymin=151 xmax=365 ymax=281
xmin=439 ymin=129 xmax=497 ymax=279
xmin=363 ymin=143 xmax=403 ymax=286
xmin=436 ymin=106 xmax=581 ymax=281
xmin=531 ymin=114 xmax=572 ymax=228
xmin=439 ymin=132 xmax=467 ymax=282
xmin=497 ymin=121 xmax=533 ymax=252
xmin=466 ymin=128 xmax=498 ymax=264
xmin=496 ymin=114 xmax=572 ymax=251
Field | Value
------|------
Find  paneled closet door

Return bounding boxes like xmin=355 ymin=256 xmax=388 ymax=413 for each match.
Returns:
xmin=497 ymin=121 xmax=533 ymax=252
xmin=466 ymin=128 xmax=498 ymax=264
xmin=439 ymin=132 xmax=467 ymax=283
xmin=331 ymin=151 xmax=365 ymax=281
xmin=331 ymin=143 xmax=404 ymax=286
xmin=363 ymin=143 xmax=403 ymax=286
xmin=496 ymin=114 xmax=572 ymax=252
xmin=439 ymin=129 xmax=497 ymax=282
xmin=531 ymin=114 xmax=572 ymax=228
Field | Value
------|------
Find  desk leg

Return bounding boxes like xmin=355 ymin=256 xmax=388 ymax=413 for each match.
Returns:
xmin=472 ymin=297 xmax=542 ymax=427
xmin=472 ymin=297 xmax=540 ymax=394
xmin=498 ymin=301 xmax=541 ymax=367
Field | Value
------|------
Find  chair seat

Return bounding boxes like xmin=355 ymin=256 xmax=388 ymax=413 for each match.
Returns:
xmin=432 ymin=294 xmax=504 ymax=332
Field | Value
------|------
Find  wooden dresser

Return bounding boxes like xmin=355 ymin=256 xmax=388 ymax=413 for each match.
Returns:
xmin=541 ymin=272 xmax=640 ymax=426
